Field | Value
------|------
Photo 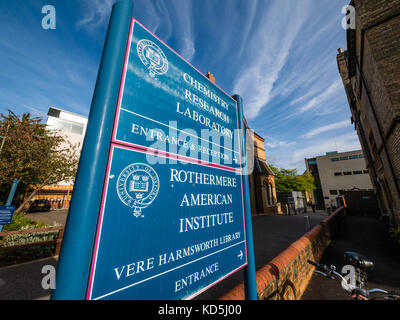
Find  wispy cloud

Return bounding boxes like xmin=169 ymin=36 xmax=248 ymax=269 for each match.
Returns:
xmin=264 ymin=137 xmax=296 ymax=149
xmin=75 ymin=0 xmax=114 ymax=30
xmin=268 ymin=132 xmax=361 ymax=171
xmin=124 ymin=0 xmax=196 ymax=62
xmin=297 ymin=79 xmax=342 ymax=114
xmin=301 ymin=120 xmax=350 ymax=139
xmin=167 ymin=0 xmax=195 ymax=61
xmin=233 ymin=0 xmax=312 ymax=120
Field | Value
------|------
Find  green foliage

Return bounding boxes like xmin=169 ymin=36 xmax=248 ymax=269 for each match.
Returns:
xmin=389 ymin=225 xmax=400 ymax=246
xmin=0 ymin=245 xmax=56 ymax=267
xmin=270 ymin=165 xmax=316 ymax=192
xmin=0 ymin=110 xmax=79 ymax=212
xmin=1 ymin=229 xmax=58 ymax=247
xmin=0 ymin=215 xmax=61 ymax=267
xmin=2 ymin=212 xmax=47 ymax=231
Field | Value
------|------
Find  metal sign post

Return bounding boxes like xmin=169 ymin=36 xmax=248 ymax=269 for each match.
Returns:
xmin=0 ymin=178 xmax=19 ymax=232
xmin=234 ymin=95 xmax=258 ymax=300
xmin=52 ymin=0 xmax=134 ymax=300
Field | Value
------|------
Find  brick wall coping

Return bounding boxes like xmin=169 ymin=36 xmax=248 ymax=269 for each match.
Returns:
xmin=219 ymin=207 xmax=345 ymax=300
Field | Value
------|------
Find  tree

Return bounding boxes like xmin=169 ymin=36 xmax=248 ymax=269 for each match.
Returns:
xmin=0 ymin=110 xmax=79 ymax=212
xmin=269 ymin=165 xmax=315 ymax=193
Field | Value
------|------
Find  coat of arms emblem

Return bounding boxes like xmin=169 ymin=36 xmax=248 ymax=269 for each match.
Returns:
xmin=137 ymin=39 xmax=169 ymax=77
xmin=116 ymin=163 xmax=160 ymax=218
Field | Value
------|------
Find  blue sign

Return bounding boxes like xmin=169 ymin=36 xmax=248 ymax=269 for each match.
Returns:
xmin=0 ymin=206 xmax=16 ymax=225
xmin=85 ymin=19 xmax=247 ymax=300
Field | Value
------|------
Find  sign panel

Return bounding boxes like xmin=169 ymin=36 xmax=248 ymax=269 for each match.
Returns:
xmin=0 ymin=206 xmax=15 ymax=225
xmin=86 ymin=19 xmax=247 ymax=300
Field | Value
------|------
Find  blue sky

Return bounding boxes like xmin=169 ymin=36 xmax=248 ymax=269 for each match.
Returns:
xmin=0 ymin=0 xmax=361 ymax=172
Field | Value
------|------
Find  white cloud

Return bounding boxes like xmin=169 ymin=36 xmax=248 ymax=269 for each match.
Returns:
xmin=233 ymin=0 xmax=312 ymax=120
xmin=301 ymin=120 xmax=350 ymax=139
xmin=272 ymin=132 xmax=362 ymax=171
xmin=76 ymin=0 xmax=195 ymax=61
xmin=298 ymin=79 xmax=342 ymax=114
xmin=265 ymin=140 xmax=295 ymax=149
xmin=168 ymin=1 xmax=195 ymax=62
xmin=76 ymin=0 xmax=114 ymax=30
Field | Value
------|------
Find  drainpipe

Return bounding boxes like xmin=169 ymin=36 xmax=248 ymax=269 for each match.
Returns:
xmin=351 ymin=55 xmax=400 ymax=199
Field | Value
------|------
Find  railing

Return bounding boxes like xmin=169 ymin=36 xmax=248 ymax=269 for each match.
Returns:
xmin=0 ymin=226 xmax=64 ymax=256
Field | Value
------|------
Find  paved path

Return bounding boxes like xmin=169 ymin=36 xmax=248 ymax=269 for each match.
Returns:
xmin=24 ymin=209 xmax=69 ymax=226
xmin=0 ymin=211 xmax=327 ymax=300
xmin=302 ymin=215 xmax=400 ymax=300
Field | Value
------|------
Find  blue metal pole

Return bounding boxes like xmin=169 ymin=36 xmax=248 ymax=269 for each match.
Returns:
xmin=51 ymin=0 xmax=133 ymax=300
xmin=6 ymin=179 xmax=19 ymax=206
xmin=0 ymin=178 xmax=19 ymax=232
xmin=233 ymin=94 xmax=258 ymax=300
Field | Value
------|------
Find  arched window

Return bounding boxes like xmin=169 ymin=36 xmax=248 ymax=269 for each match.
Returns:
xmin=265 ymin=182 xmax=273 ymax=206
xmin=269 ymin=183 xmax=274 ymax=205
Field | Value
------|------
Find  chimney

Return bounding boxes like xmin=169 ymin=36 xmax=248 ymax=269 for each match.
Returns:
xmin=206 ymin=72 xmax=215 ymax=83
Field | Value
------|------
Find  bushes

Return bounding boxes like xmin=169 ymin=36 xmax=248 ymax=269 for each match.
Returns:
xmin=0 ymin=244 xmax=57 ymax=267
xmin=2 ymin=211 xmax=47 ymax=231
xmin=389 ymin=225 xmax=400 ymax=247
xmin=0 ymin=228 xmax=61 ymax=267
xmin=0 ymin=213 xmax=61 ymax=267
xmin=1 ymin=229 xmax=59 ymax=247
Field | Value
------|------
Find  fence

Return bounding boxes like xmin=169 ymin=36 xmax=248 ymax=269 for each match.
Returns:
xmin=0 ymin=226 xmax=64 ymax=257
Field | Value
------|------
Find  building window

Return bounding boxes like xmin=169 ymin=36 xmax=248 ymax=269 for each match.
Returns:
xmin=343 ymin=171 xmax=352 ymax=175
xmin=340 ymin=156 xmax=349 ymax=160
xmin=334 ymin=172 xmax=342 ymax=176
xmin=329 ymin=190 xmax=338 ymax=195
xmin=331 ymin=158 xmax=340 ymax=162
xmin=353 ymin=171 xmax=363 ymax=175
xmin=339 ymin=190 xmax=345 ymax=195
xmin=363 ymin=170 xmax=369 ymax=174
xmin=47 ymin=118 xmax=85 ymax=135
xmin=359 ymin=154 xmax=364 ymax=158
xmin=265 ymin=183 xmax=273 ymax=207
xmin=349 ymin=155 xmax=358 ymax=159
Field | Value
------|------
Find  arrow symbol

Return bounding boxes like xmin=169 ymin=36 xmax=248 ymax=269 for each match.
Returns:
xmin=237 ymin=250 xmax=243 ymax=260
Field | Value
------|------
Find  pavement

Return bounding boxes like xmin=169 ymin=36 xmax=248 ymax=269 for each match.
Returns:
xmin=301 ymin=215 xmax=400 ymax=300
xmin=0 ymin=209 xmax=327 ymax=300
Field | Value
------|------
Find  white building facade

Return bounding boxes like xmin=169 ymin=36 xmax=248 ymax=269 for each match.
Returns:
xmin=313 ymin=150 xmax=373 ymax=208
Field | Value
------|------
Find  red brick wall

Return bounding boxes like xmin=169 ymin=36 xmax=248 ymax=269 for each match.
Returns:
xmin=219 ymin=207 xmax=346 ymax=300
xmin=338 ymin=0 xmax=400 ymax=223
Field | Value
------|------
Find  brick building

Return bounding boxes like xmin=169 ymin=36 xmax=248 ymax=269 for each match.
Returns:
xmin=247 ymin=126 xmax=280 ymax=215
xmin=336 ymin=0 xmax=400 ymax=223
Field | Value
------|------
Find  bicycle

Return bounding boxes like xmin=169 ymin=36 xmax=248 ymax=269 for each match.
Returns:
xmin=307 ymin=251 xmax=400 ymax=300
